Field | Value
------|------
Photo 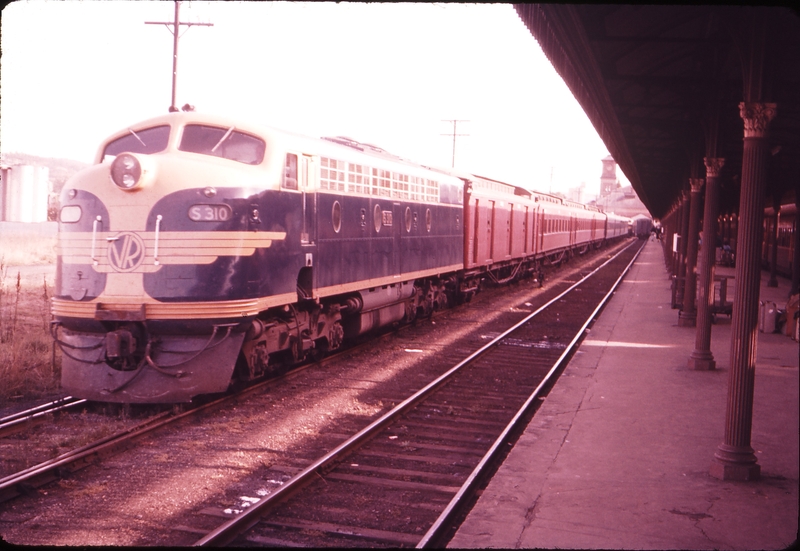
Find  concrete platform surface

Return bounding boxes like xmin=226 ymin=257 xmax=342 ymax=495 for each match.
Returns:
xmin=449 ymin=239 xmax=799 ymax=550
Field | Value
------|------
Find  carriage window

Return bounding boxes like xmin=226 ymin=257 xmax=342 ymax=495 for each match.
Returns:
xmin=102 ymin=125 xmax=170 ymax=162
xmin=179 ymin=124 xmax=265 ymax=165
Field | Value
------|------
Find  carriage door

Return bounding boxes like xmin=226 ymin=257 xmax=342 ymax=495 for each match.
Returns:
xmin=523 ymin=206 xmax=529 ymax=254
xmin=300 ymin=155 xmax=316 ymax=245
xmin=570 ymin=215 xmax=576 ymax=246
xmin=488 ymin=200 xmax=496 ymax=262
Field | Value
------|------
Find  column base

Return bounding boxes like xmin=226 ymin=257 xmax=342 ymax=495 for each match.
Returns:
xmin=710 ymin=443 xmax=760 ymax=481
xmin=710 ymin=459 xmax=761 ymax=481
xmin=688 ymin=352 xmax=715 ymax=371
xmin=678 ymin=311 xmax=697 ymax=327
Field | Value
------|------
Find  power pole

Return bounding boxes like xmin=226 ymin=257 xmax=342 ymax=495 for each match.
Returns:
xmin=441 ymin=120 xmax=469 ymax=168
xmin=145 ymin=1 xmax=213 ymax=112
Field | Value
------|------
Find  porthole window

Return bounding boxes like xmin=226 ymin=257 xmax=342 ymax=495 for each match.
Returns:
xmin=373 ymin=204 xmax=382 ymax=233
xmin=332 ymin=201 xmax=342 ymax=233
xmin=426 ymin=208 xmax=432 ymax=232
xmin=405 ymin=207 xmax=412 ymax=233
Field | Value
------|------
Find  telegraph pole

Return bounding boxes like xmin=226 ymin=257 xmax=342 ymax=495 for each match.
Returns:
xmin=145 ymin=1 xmax=213 ymax=112
xmin=441 ymin=120 xmax=469 ymax=168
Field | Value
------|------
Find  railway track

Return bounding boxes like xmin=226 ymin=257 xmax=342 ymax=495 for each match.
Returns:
xmin=0 ymin=397 xmax=86 ymax=439
xmin=0 ymin=364 xmax=318 ymax=505
xmin=0 ymin=240 xmax=615 ymax=503
xmin=1 ymin=239 xmax=635 ymax=546
xmin=192 ymin=239 xmax=644 ymax=547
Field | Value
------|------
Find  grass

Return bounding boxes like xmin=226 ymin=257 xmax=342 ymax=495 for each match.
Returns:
xmin=0 ymin=257 xmax=61 ymax=402
xmin=0 ymin=233 xmax=57 ymax=266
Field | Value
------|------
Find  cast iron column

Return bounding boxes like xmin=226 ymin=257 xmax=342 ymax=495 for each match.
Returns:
xmin=663 ymin=209 xmax=674 ymax=269
xmin=675 ymin=191 xmax=691 ymax=305
xmin=792 ymin=193 xmax=800 ymax=297
xmin=663 ymin=209 xmax=675 ymax=270
xmin=680 ymin=179 xmax=704 ymax=326
xmin=710 ymin=102 xmax=776 ymax=481
xmin=689 ymin=159 xmax=724 ymax=369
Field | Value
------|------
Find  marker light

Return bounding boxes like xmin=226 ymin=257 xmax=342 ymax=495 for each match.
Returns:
xmin=110 ymin=153 xmax=143 ymax=190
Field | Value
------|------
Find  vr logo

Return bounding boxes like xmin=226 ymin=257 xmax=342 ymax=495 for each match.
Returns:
xmin=107 ymin=232 xmax=145 ymax=272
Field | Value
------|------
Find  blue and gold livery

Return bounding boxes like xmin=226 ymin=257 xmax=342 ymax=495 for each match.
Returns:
xmin=53 ymin=112 xmax=629 ymax=403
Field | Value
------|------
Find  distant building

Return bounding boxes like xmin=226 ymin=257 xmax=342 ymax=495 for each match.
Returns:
xmin=566 ymin=182 xmax=586 ymax=204
xmin=593 ymin=156 xmax=650 ymax=218
xmin=0 ymin=164 xmax=51 ymax=222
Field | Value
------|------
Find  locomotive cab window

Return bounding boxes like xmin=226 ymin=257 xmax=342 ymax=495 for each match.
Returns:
xmin=179 ymin=124 xmax=266 ymax=165
xmin=102 ymin=125 xmax=170 ymax=162
xmin=283 ymin=153 xmax=298 ymax=189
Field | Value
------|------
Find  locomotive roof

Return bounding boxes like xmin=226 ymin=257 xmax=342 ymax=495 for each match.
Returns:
xmin=101 ymin=112 xmax=461 ymax=183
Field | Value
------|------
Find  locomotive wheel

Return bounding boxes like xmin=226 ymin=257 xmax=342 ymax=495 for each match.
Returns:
xmin=327 ymin=321 xmax=344 ymax=351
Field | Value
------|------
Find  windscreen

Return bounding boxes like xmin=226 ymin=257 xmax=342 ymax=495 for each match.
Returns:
xmin=179 ymin=124 xmax=266 ymax=165
xmin=101 ymin=125 xmax=170 ymax=162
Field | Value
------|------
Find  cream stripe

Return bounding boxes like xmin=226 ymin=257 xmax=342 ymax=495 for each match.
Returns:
xmin=52 ymin=263 xmax=464 ymax=320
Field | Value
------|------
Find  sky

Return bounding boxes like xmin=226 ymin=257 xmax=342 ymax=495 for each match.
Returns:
xmin=1 ymin=1 xmax=628 ymax=199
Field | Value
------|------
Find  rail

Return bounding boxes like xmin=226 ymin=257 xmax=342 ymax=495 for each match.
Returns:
xmin=194 ymin=239 xmax=644 ymax=547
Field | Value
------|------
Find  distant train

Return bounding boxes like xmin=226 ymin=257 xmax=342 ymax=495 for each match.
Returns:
xmin=632 ymin=215 xmax=654 ymax=239
xmin=52 ymin=112 xmax=631 ymax=403
xmin=762 ymin=201 xmax=797 ymax=278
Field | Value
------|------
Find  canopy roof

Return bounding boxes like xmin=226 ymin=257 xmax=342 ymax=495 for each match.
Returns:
xmin=515 ymin=5 xmax=800 ymax=219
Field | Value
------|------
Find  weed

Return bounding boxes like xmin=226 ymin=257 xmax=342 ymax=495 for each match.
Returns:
xmin=0 ymin=266 xmax=61 ymax=401
xmin=0 ymin=234 xmax=56 ymax=266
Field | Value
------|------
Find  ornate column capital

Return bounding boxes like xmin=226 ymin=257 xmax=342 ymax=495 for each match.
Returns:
xmin=704 ymin=157 xmax=725 ymax=178
xmin=739 ymin=102 xmax=777 ymax=138
xmin=689 ymin=178 xmax=704 ymax=193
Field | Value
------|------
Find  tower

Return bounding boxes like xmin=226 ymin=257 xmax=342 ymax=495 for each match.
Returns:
xmin=600 ymin=155 xmax=618 ymax=197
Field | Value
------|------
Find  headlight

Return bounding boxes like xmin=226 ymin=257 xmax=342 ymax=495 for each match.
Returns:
xmin=110 ymin=153 xmax=143 ymax=190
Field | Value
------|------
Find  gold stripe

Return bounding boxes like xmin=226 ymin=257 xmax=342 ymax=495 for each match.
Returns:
xmin=57 ymin=230 xmax=286 ymax=272
xmin=52 ymin=293 xmax=297 ymax=320
xmin=52 ymin=264 xmax=464 ymax=320
xmin=314 ymin=264 xmax=463 ymax=298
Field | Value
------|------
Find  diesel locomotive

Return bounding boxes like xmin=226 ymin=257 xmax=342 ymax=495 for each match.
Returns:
xmin=52 ymin=112 xmax=631 ymax=403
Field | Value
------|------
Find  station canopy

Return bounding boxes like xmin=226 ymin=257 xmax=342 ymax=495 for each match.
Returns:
xmin=514 ymin=5 xmax=800 ymax=220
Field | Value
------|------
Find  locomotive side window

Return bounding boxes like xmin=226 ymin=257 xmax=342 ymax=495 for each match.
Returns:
xmin=424 ymin=179 xmax=439 ymax=203
xmin=320 ymin=157 xmax=345 ymax=191
xmin=179 ymin=125 xmax=265 ymax=165
xmin=332 ymin=201 xmax=342 ymax=233
xmin=393 ymin=173 xmax=409 ymax=200
xmin=348 ymin=163 xmax=367 ymax=194
xmin=102 ymin=125 xmax=170 ymax=162
xmin=374 ymin=204 xmax=382 ymax=232
xmin=376 ymin=169 xmax=391 ymax=197
xmin=283 ymin=153 xmax=298 ymax=189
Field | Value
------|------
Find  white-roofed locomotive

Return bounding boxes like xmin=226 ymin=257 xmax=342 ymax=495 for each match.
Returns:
xmin=53 ymin=112 xmax=630 ymax=403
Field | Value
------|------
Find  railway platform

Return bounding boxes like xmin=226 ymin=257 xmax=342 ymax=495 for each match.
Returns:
xmin=450 ymin=239 xmax=799 ymax=550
